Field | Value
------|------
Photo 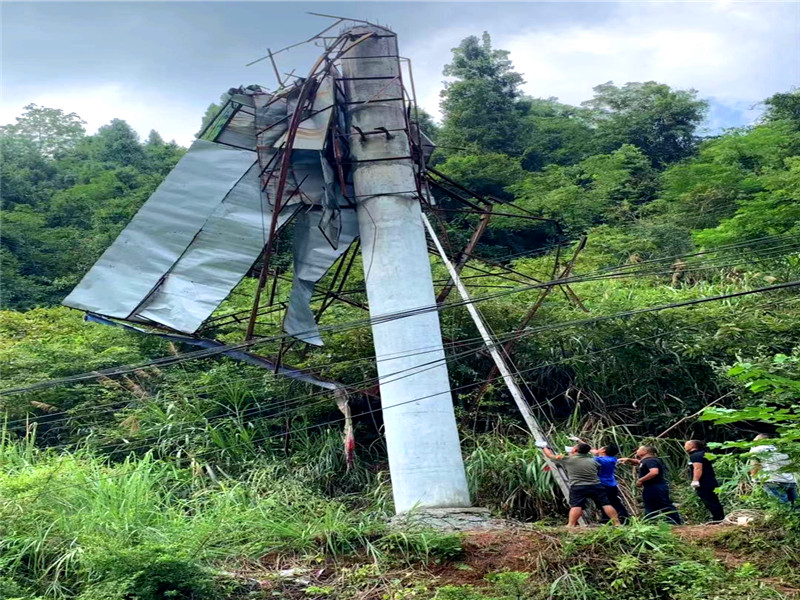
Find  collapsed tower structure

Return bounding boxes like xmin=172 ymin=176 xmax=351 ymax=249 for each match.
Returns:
xmin=65 ymin=18 xmax=577 ymax=514
xmin=65 ymin=22 xmax=473 ymax=512
xmin=340 ymin=28 xmax=471 ymax=510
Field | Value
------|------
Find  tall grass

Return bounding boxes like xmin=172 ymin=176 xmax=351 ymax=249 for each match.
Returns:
xmin=0 ymin=432 xmax=390 ymax=599
xmin=0 ymin=426 xmax=473 ymax=599
xmin=464 ymin=434 xmax=558 ymax=520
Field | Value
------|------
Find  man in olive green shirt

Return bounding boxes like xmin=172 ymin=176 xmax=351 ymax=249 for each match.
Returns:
xmin=538 ymin=442 xmax=621 ymax=527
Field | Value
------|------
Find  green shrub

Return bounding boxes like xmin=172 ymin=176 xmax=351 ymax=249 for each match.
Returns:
xmin=464 ymin=435 xmax=556 ymax=521
xmin=78 ymin=546 xmax=218 ymax=600
xmin=376 ymin=532 xmax=464 ymax=566
xmin=433 ymin=585 xmax=488 ymax=600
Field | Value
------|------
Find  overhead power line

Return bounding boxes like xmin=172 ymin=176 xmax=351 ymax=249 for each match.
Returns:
xmin=14 ymin=242 xmax=797 ymax=427
xmin=2 ymin=234 xmax=797 ymax=396
xmin=11 ymin=293 xmax=800 ymax=500
xmin=4 ymin=277 xmax=798 ymax=410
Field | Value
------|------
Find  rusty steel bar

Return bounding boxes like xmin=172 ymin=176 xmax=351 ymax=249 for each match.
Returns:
xmin=437 ymin=207 xmax=493 ymax=304
xmin=471 ymin=235 xmax=588 ymax=406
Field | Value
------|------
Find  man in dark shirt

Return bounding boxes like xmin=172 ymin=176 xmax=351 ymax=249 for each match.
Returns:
xmin=539 ymin=442 xmax=621 ymax=527
xmin=622 ymin=445 xmax=682 ymax=524
xmin=685 ymin=439 xmax=725 ymax=522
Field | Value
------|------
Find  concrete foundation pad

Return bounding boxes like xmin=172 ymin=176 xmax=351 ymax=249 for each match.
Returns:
xmin=390 ymin=507 xmax=512 ymax=532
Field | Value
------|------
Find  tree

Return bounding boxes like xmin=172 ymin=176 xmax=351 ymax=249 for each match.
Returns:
xmin=519 ymin=98 xmax=595 ymax=171
xmin=93 ymin=119 xmax=146 ymax=168
xmin=145 ymin=130 xmax=165 ymax=146
xmin=513 ymin=144 xmax=657 ymax=233
xmin=0 ymin=103 xmax=86 ymax=157
xmin=656 ymin=119 xmax=800 ymax=233
xmin=584 ymin=82 xmax=708 ymax=167
xmin=0 ymin=131 xmax=58 ymax=209
xmin=438 ymin=33 xmax=525 ymax=156
xmin=701 ymin=350 xmax=800 ymax=493
xmin=144 ymin=130 xmax=185 ymax=175
xmin=0 ymin=102 xmax=183 ymax=309
xmin=762 ymin=90 xmax=800 ymax=126
xmin=197 ymin=93 xmax=230 ymax=138
xmin=436 ymin=153 xmax=524 ymax=202
xmin=694 ymin=156 xmax=800 ymax=247
xmin=411 ymin=107 xmax=439 ymax=144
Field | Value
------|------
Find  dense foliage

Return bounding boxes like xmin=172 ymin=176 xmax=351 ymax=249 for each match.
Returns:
xmin=0 ymin=105 xmax=184 ymax=309
xmin=1 ymin=32 xmax=799 ymax=600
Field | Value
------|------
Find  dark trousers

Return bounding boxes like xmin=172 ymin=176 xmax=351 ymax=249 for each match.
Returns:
xmin=764 ymin=482 xmax=798 ymax=506
xmin=696 ymin=486 xmax=725 ymax=521
xmin=642 ymin=483 xmax=683 ymax=524
xmin=598 ymin=484 xmax=630 ymax=523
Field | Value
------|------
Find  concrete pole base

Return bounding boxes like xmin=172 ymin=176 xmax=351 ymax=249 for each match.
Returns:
xmin=389 ymin=507 xmax=508 ymax=532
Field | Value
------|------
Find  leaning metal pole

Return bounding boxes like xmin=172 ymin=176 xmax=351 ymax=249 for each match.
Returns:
xmin=423 ymin=214 xmax=585 ymax=524
xmin=340 ymin=26 xmax=471 ymax=513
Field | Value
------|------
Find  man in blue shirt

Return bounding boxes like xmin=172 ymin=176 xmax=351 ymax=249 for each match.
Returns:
xmin=594 ymin=444 xmax=630 ymax=523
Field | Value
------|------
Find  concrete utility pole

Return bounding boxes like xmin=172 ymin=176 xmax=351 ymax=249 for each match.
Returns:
xmin=340 ymin=26 xmax=471 ymax=513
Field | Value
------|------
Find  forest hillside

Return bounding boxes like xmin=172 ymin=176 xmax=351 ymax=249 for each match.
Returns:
xmin=1 ymin=33 xmax=799 ymax=600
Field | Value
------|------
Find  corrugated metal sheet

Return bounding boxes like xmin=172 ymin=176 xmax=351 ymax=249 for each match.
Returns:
xmin=274 ymin=75 xmax=334 ymax=151
xmin=133 ymin=162 xmax=298 ymax=332
xmin=284 ymin=208 xmax=359 ymax=345
xmin=65 ymin=74 xmax=369 ymax=344
xmin=215 ymin=105 xmax=257 ymax=150
xmin=63 ymin=139 xmax=259 ymax=320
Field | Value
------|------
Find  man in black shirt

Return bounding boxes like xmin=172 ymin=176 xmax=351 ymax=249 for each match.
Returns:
xmin=685 ymin=439 xmax=725 ymax=522
xmin=622 ymin=445 xmax=682 ymax=524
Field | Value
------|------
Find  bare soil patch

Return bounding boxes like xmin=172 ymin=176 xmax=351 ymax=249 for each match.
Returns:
xmin=432 ymin=527 xmax=560 ymax=585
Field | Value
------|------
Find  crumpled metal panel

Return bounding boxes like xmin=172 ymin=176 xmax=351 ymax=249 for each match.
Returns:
xmin=133 ymin=162 xmax=298 ymax=332
xmin=274 ymin=75 xmax=334 ymax=151
xmin=201 ymin=101 xmax=236 ymax=142
xmin=319 ymin=156 xmax=341 ymax=246
xmin=255 ymin=77 xmax=344 ymax=213
xmin=66 ymin=75 xmax=360 ymax=345
xmin=254 ymin=90 xmax=290 ymax=189
xmin=283 ymin=208 xmax=360 ymax=345
xmin=63 ymin=139 xmax=258 ymax=319
xmin=285 ymin=150 xmax=330 ymax=204
xmin=215 ymin=105 xmax=257 ymax=150
xmin=201 ymin=90 xmax=258 ymax=150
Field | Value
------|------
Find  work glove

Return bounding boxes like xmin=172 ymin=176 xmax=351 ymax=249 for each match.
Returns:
xmin=690 ymin=480 xmax=701 ymax=488
xmin=535 ymin=440 xmax=549 ymax=449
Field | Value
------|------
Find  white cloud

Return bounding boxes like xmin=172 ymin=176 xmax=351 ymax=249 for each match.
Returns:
xmin=2 ymin=3 xmax=795 ymax=143
xmin=0 ymin=83 xmax=203 ymax=146
xmin=404 ymin=2 xmax=798 ymax=129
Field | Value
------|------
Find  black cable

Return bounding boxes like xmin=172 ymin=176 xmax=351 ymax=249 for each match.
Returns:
xmin=16 ymin=287 xmax=800 ymax=454
xmin=3 ymin=242 xmax=798 ymax=397
xmin=3 ymin=236 xmax=797 ymax=397
xmin=11 ymin=333 xmax=495 ymax=430
xmin=12 ymin=293 xmax=800 ymax=500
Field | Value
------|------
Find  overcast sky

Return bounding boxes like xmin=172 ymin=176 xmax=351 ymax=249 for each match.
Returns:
xmin=2 ymin=1 xmax=798 ymax=146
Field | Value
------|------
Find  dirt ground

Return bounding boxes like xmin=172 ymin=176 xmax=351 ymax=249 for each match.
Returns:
xmin=227 ymin=525 xmax=799 ymax=599
xmin=431 ymin=528 xmax=560 ymax=584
